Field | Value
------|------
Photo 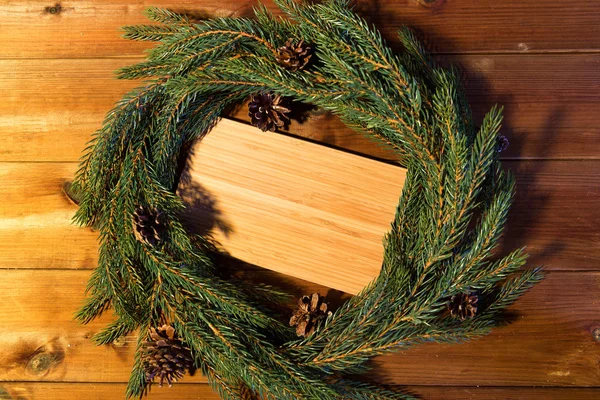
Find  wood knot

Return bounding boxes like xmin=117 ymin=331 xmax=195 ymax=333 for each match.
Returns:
xmin=0 ymin=387 xmax=14 ymax=400
xmin=44 ymin=3 xmax=62 ymax=15
xmin=24 ymin=339 xmax=66 ymax=376
xmin=27 ymin=352 xmax=53 ymax=374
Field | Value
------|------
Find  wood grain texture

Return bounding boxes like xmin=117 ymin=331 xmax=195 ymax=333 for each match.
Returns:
xmin=411 ymin=387 xmax=600 ymax=400
xmin=1 ymin=0 xmax=598 ymax=396
xmin=2 ymin=55 xmax=598 ymax=162
xmin=0 ymin=270 xmax=598 ymax=386
xmin=501 ymin=160 xmax=600 ymax=270
xmin=0 ymin=382 xmax=221 ymax=400
xmin=376 ymin=272 xmax=600 ymax=386
xmin=181 ymin=119 xmax=406 ymax=294
xmin=0 ymin=269 xmax=204 ymax=384
xmin=0 ymin=0 xmax=599 ymax=59
xmin=1 ymin=160 xmax=598 ymax=271
xmin=0 ymin=59 xmax=139 ymax=162
xmin=0 ymin=162 xmax=99 ymax=270
xmin=0 ymin=383 xmax=599 ymax=400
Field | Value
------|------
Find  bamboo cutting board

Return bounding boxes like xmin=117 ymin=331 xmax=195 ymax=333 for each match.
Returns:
xmin=179 ymin=119 xmax=406 ymax=294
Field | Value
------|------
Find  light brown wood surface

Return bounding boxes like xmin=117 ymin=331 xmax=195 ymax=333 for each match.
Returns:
xmin=0 ymin=383 xmax=599 ymax=400
xmin=181 ymin=119 xmax=405 ymax=294
xmin=2 ymin=55 xmax=598 ymax=162
xmin=1 ymin=383 xmax=599 ymax=400
xmin=2 ymin=161 xmax=597 ymax=272
xmin=0 ymin=0 xmax=598 ymax=58
xmin=0 ymin=163 xmax=99 ymax=270
xmin=1 ymin=269 xmax=599 ymax=386
xmin=2 ymin=0 xmax=599 ymax=399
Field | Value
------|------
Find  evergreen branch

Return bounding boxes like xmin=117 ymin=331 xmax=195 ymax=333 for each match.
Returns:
xmin=122 ymin=24 xmax=183 ymax=42
xmin=486 ymin=268 xmax=545 ymax=314
xmin=145 ymin=7 xmax=191 ymax=26
xmin=92 ymin=318 xmax=138 ymax=345
xmin=74 ymin=292 xmax=110 ymax=324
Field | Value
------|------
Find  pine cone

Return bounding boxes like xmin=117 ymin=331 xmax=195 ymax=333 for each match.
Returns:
xmin=133 ymin=206 xmax=164 ymax=246
xmin=448 ymin=292 xmax=478 ymax=320
xmin=496 ymin=135 xmax=510 ymax=152
xmin=289 ymin=293 xmax=331 ymax=337
xmin=142 ymin=325 xmax=194 ymax=387
xmin=248 ymin=93 xmax=290 ymax=132
xmin=276 ymin=38 xmax=313 ymax=71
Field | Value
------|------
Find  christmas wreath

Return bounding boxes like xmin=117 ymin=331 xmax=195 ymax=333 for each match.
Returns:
xmin=71 ymin=1 xmax=542 ymax=398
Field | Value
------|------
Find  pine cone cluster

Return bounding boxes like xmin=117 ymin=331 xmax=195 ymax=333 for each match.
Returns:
xmin=248 ymin=93 xmax=290 ymax=132
xmin=276 ymin=38 xmax=313 ymax=71
xmin=142 ymin=325 xmax=194 ymax=387
xmin=133 ymin=206 xmax=165 ymax=246
xmin=448 ymin=292 xmax=478 ymax=320
xmin=289 ymin=293 xmax=331 ymax=337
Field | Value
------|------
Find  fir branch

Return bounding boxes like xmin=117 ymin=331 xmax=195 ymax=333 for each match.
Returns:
xmin=122 ymin=24 xmax=183 ymax=42
xmin=145 ymin=7 xmax=191 ymax=26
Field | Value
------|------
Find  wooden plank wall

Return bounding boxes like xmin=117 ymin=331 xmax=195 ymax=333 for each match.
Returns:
xmin=1 ymin=0 xmax=599 ymax=399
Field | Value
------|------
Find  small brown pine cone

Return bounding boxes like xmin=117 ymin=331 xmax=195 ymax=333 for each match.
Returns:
xmin=289 ymin=293 xmax=331 ymax=337
xmin=496 ymin=135 xmax=510 ymax=152
xmin=133 ymin=206 xmax=164 ymax=246
xmin=248 ymin=93 xmax=290 ymax=132
xmin=142 ymin=325 xmax=194 ymax=387
xmin=448 ymin=292 xmax=478 ymax=320
xmin=276 ymin=38 xmax=313 ymax=71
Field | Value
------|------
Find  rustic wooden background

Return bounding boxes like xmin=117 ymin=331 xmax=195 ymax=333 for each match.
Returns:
xmin=1 ymin=0 xmax=599 ymax=399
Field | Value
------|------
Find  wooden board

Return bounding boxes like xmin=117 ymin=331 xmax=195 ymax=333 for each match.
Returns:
xmin=411 ymin=387 xmax=600 ymax=400
xmin=179 ymin=119 xmax=406 ymax=294
xmin=0 ymin=269 xmax=599 ymax=386
xmin=0 ymin=269 xmax=204 ymax=384
xmin=1 ymin=160 xmax=598 ymax=272
xmin=0 ymin=0 xmax=599 ymax=58
xmin=0 ymin=383 xmax=599 ymax=400
xmin=378 ymin=272 xmax=600 ymax=386
xmin=0 ymin=163 xmax=99 ymax=270
xmin=2 ymin=55 xmax=598 ymax=163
